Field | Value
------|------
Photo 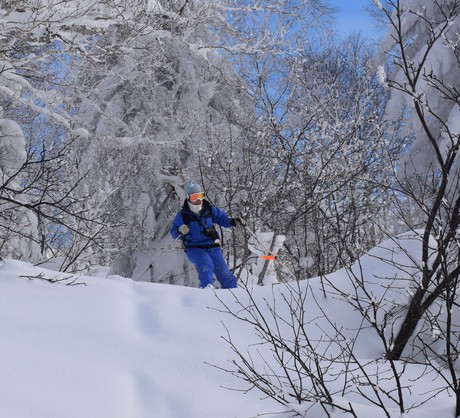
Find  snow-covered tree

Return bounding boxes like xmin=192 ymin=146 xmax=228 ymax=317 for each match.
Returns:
xmin=376 ymin=0 xmax=460 ymax=381
xmin=213 ymin=30 xmax=402 ymax=281
xmin=0 ymin=1 xmax=175 ymax=266
xmin=60 ymin=1 xmax=263 ymax=282
xmin=278 ymin=35 xmax=401 ymax=277
xmin=0 ymin=115 xmax=41 ymax=259
xmin=188 ymin=2 xmax=405 ymax=283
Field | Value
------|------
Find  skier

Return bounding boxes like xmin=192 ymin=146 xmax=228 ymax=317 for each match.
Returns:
xmin=171 ymin=180 xmax=245 ymax=289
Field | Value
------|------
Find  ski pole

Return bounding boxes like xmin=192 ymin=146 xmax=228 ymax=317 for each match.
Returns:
xmin=243 ymin=225 xmax=297 ymax=281
xmin=243 ymin=225 xmax=277 ymax=259
xmin=137 ymin=235 xmax=183 ymax=281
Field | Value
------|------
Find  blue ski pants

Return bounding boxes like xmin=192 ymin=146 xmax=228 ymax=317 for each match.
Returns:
xmin=185 ymin=247 xmax=237 ymax=289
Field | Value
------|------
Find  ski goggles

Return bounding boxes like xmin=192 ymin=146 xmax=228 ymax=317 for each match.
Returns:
xmin=188 ymin=192 xmax=204 ymax=204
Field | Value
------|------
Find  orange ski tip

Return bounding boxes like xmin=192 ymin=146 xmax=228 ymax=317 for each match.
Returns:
xmin=260 ymin=255 xmax=276 ymax=260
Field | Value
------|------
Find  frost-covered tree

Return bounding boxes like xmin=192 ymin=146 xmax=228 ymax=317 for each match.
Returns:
xmin=0 ymin=115 xmax=41 ymax=259
xmin=191 ymin=2 xmax=405 ymax=283
xmin=64 ymin=0 xmax=263 ymax=282
xmin=276 ymin=36 xmax=401 ymax=278
xmin=376 ymin=0 xmax=460 ymax=367
xmin=0 ymin=1 xmax=133 ymax=264
xmin=196 ymin=0 xmax=333 ymax=280
xmin=212 ymin=31 xmax=401 ymax=281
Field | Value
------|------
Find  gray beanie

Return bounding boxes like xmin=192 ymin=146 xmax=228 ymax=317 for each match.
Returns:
xmin=184 ymin=180 xmax=203 ymax=196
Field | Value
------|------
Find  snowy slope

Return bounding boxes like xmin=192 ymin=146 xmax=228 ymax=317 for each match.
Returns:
xmin=0 ymin=260 xmax=279 ymax=418
xmin=0 ymin=233 xmax=457 ymax=418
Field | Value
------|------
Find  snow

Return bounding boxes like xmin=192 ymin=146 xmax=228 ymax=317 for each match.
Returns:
xmin=0 ymin=118 xmax=26 ymax=174
xmin=0 ymin=232 xmax=457 ymax=417
xmin=377 ymin=65 xmax=386 ymax=85
xmin=0 ymin=259 xmax=272 ymax=418
xmin=72 ymin=127 xmax=89 ymax=140
xmin=0 ymin=1 xmax=458 ymax=414
xmin=372 ymin=0 xmax=383 ymax=10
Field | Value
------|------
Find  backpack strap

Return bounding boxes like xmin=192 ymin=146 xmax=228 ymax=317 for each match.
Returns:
xmin=181 ymin=204 xmax=212 ymax=226
xmin=181 ymin=211 xmax=194 ymax=226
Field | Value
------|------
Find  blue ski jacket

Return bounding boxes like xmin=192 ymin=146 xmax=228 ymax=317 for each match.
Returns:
xmin=171 ymin=200 xmax=235 ymax=248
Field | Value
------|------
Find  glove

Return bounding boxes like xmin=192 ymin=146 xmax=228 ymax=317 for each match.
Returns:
xmin=178 ymin=224 xmax=190 ymax=235
xmin=234 ymin=217 xmax=246 ymax=227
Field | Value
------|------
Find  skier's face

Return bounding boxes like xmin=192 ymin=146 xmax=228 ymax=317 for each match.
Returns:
xmin=189 ymin=200 xmax=202 ymax=213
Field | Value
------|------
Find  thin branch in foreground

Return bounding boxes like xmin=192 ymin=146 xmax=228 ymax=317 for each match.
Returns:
xmin=19 ymin=272 xmax=86 ymax=286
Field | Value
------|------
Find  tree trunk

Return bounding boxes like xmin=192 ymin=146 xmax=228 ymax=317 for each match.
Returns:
xmin=257 ymin=233 xmax=277 ymax=286
xmin=387 ymin=289 xmax=426 ymax=360
xmin=456 ymin=378 xmax=460 ymax=417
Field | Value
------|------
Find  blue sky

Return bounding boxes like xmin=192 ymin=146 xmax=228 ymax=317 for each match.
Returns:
xmin=329 ymin=0 xmax=385 ymax=42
